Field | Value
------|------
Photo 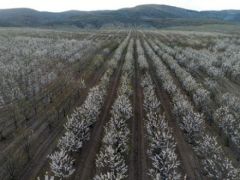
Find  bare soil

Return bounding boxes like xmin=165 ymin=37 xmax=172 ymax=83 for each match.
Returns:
xmin=128 ymin=38 xmax=149 ymax=180
xmin=72 ymin=42 xmax=127 ymax=180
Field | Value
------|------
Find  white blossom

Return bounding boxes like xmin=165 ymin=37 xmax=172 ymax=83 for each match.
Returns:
xmin=48 ymin=149 xmax=75 ymax=178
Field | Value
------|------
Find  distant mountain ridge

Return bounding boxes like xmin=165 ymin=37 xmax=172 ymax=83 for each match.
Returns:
xmin=0 ymin=4 xmax=240 ymax=28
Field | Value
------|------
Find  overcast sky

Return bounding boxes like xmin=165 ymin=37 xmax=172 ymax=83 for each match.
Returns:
xmin=1 ymin=0 xmax=240 ymax=12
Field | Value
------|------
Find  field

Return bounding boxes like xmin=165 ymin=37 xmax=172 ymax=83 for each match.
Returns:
xmin=0 ymin=28 xmax=240 ymax=180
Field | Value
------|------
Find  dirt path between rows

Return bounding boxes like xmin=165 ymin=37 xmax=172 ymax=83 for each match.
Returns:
xmin=141 ymin=37 xmax=203 ymax=180
xmin=128 ymin=38 xmax=149 ymax=180
xmin=72 ymin=43 xmax=128 ymax=180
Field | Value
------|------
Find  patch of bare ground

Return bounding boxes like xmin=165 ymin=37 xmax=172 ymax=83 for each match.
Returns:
xmin=128 ymin=37 xmax=149 ymax=180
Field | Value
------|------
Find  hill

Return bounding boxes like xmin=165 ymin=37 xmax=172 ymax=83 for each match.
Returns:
xmin=0 ymin=4 xmax=240 ymax=28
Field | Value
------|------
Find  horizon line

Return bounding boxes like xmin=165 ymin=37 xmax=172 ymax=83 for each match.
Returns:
xmin=0 ymin=4 xmax=239 ymax=13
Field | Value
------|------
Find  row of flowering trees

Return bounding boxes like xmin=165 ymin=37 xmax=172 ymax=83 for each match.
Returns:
xmin=137 ymin=39 xmax=181 ymax=179
xmin=49 ymin=70 xmax=111 ymax=178
xmin=151 ymin=38 xmax=240 ymax=156
xmin=48 ymin=34 xmax=131 ymax=178
xmin=0 ymin=31 xmax=101 ymax=106
xmin=212 ymin=38 xmax=240 ymax=83
xmin=149 ymin=40 xmax=212 ymax=117
xmin=214 ymin=93 xmax=240 ymax=149
xmin=94 ymin=74 xmax=132 ymax=179
xmin=94 ymin=39 xmax=134 ymax=179
xmin=0 ymin=30 xmax=104 ymax=153
xmin=182 ymin=40 xmax=240 ymax=153
xmin=143 ymin=38 xmax=240 ymax=179
xmin=157 ymin=31 xmax=240 ymax=83
xmin=175 ymin=47 xmax=223 ymax=79
xmin=141 ymin=74 xmax=181 ymax=179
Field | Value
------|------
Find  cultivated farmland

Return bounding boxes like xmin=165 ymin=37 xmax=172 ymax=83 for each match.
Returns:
xmin=0 ymin=28 xmax=240 ymax=180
